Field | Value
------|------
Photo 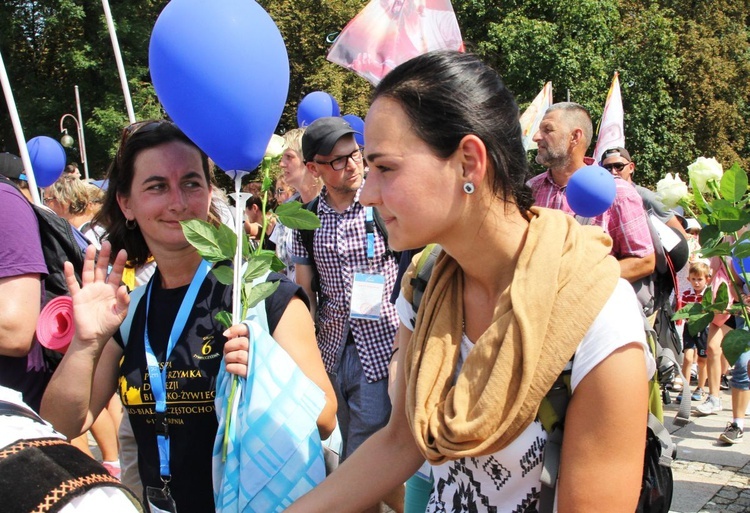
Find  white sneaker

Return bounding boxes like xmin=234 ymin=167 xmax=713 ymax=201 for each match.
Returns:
xmin=695 ymin=395 xmax=722 ymax=416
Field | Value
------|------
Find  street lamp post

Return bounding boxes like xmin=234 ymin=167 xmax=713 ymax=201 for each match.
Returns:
xmin=59 ymin=85 xmax=89 ymax=180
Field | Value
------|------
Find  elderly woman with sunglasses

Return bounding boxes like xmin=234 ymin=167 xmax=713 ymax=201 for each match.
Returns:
xmin=41 ymin=120 xmax=337 ymax=511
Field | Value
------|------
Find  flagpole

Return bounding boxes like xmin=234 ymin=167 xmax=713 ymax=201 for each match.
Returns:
xmin=102 ymin=0 xmax=136 ymax=124
xmin=0 ymin=50 xmax=41 ymax=205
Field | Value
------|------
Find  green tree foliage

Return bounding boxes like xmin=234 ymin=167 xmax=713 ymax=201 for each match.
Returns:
xmin=665 ymin=0 xmax=750 ymax=173
xmin=0 ymin=0 xmax=747 ymax=184
xmin=257 ymin=0 xmax=373 ymax=131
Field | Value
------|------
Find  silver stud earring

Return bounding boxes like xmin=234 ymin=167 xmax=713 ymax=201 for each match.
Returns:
xmin=463 ymin=182 xmax=475 ymax=195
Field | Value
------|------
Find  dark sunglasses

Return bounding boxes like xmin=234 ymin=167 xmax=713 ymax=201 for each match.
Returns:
xmin=602 ymin=162 xmax=629 ymax=172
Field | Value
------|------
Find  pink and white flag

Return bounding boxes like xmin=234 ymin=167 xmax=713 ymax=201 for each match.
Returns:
xmin=327 ymin=0 xmax=463 ymax=86
xmin=519 ymin=81 xmax=552 ymax=151
xmin=592 ymin=72 xmax=625 ymax=163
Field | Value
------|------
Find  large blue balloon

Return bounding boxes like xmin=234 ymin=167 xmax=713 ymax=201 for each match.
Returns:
xmin=27 ymin=136 xmax=66 ymax=187
xmin=566 ymin=165 xmax=616 ymax=218
xmin=342 ymin=114 xmax=365 ymax=147
xmin=149 ymin=0 xmax=289 ymax=175
xmin=297 ymin=91 xmax=340 ymax=127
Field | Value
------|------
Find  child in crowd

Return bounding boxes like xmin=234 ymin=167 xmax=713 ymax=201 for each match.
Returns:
xmin=679 ymin=261 xmax=711 ymax=402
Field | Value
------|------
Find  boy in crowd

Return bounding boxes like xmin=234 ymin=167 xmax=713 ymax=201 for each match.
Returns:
xmin=678 ymin=262 xmax=711 ymax=403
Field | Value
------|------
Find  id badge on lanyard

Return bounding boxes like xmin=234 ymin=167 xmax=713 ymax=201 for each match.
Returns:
xmin=143 ymin=259 xmax=212 ymax=512
xmin=350 ymin=272 xmax=386 ymax=320
xmin=349 ymin=206 xmax=386 ymax=320
xmin=146 ymin=484 xmax=177 ymax=513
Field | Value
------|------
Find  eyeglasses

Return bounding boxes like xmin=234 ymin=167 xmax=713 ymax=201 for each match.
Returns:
xmin=602 ymin=162 xmax=629 ymax=173
xmin=314 ymin=149 xmax=363 ymax=171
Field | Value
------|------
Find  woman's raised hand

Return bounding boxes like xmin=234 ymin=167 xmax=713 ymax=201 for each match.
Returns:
xmin=223 ymin=323 xmax=250 ymax=377
xmin=63 ymin=241 xmax=130 ymax=347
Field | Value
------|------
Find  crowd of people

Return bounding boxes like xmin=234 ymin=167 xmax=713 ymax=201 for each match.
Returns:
xmin=0 ymin=49 xmax=748 ymax=512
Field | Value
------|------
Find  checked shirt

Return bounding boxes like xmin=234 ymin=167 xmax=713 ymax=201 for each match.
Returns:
xmin=291 ymin=186 xmax=399 ymax=383
xmin=528 ymin=171 xmax=654 ymax=259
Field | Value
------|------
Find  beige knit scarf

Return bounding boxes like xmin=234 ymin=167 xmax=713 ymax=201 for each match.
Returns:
xmin=402 ymin=207 xmax=621 ymax=464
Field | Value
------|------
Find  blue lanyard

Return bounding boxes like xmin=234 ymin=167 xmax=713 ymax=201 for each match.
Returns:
xmin=143 ymin=259 xmax=212 ymax=479
xmin=365 ymin=206 xmax=375 ymax=259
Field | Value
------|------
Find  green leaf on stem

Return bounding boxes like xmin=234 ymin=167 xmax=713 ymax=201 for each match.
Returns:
xmin=245 ymin=280 xmax=280 ymax=309
xmin=262 ymin=174 xmax=273 ymax=192
xmin=715 ymin=207 xmax=750 ymax=232
xmin=275 ymin=201 xmax=322 ymax=230
xmin=713 ymin=281 xmax=729 ymax=312
xmin=212 ymin=265 xmax=235 ymax=286
xmin=269 ymin=254 xmax=286 ymax=272
xmin=719 ymin=163 xmax=748 ymax=203
xmin=673 ymin=302 xmax=704 ymax=320
xmin=253 ymin=249 xmax=285 ymax=272
xmin=687 ymin=312 xmax=714 ymax=336
xmin=699 ymin=224 xmax=722 ymax=248
xmin=697 ymin=242 xmax=732 ymax=258
xmin=732 ymin=241 xmax=750 ymax=259
xmin=692 ymin=184 xmax=711 ymax=214
xmin=722 ymin=329 xmax=750 ymax=366
xmin=243 ymin=254 xmax=275 ymax=282
xmin=215 ymin=310 xmax=232 ymax=330
xmin=738 ymin=231 xmax=750 ymax=245
xmin=711 ymin=199 xmax=734 ymax=211
xmin=181 ymin=219 xmax=236 ymax=262
xmin=241 ymin=232 xmax=251 ymax=261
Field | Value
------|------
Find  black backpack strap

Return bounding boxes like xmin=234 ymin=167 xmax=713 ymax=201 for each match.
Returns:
xmin=298 ymin=197 xmax=321 ymax=294
xmin=409 ymin=244 xmax=442 ymax=316
xmin=372 ymin=207 xmax=400 ymax=260
xmin=537 ymin=361 xmax=573 ymax=513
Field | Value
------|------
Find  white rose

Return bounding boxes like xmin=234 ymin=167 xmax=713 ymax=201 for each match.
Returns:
xmin=264 ymin=134 xmax=286 ymax=159
xmin=687 ymin=156 xmax=723 ymax=194
xmin=656 ymin=172 xmax=689 ymax=208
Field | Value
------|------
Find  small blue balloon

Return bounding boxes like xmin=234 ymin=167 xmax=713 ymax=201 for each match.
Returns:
xmin=27 ymin=136 xmax=67 ymax=187
xmin=566 ymin=165 xmax=616 ymax=218
xmin=149 ymin=0 xmax=289 ymax=175
xmin=732 ymin=243 xmax=750 ymax=282
xmin=297 ymin=91 xmax=340 ymax=127
xmin=342 ymin=114 xmax=365 ymax=147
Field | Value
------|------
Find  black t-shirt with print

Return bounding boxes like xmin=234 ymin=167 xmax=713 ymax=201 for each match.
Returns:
xmin=114 ymin=266 xmax=307 ymax=511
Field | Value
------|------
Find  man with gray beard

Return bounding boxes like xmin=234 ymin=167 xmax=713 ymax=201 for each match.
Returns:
xmin=527 ymin=102 xmax=656 ymax=311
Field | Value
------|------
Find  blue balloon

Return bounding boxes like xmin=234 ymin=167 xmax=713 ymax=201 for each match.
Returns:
xmin=732 ymin=243 xmax=750 ymax=282
xmin=149 ymin=0 xmax=289 ymax=175
xmin=342 ymin=114 xmax=365 ymax=147
xmin=27 ymin=136 xmax=66 ymax=187
xmin=566 ymin=165 xmax=616 ymax=218
xmin=297 ymin=91 xmax=340 ymax=127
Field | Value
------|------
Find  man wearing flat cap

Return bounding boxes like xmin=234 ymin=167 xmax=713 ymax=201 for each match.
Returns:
xmin=290 ymin=118 xmax=400 ymax=511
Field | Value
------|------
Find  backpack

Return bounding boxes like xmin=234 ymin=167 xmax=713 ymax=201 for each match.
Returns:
xmin=0 ymin=176 xmax=87 ymax=303
xmin=0 ymin=176 xmax=87 ymax=370
xmin=295 ymin=197 xmax=399 ymax=296
xmin=409 ymin=244 xmax=675 ymax=513
xmin=643 ymin=215 xmax=695 ymax=418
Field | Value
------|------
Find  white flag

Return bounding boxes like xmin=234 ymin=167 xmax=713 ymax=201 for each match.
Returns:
xmin=519 ymin=81 xmax=552 ymax=151
xmin=592 ymin=72 xmax=625 ymax=163
xmin=326 ymin=0 xmax=464 ymax=86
